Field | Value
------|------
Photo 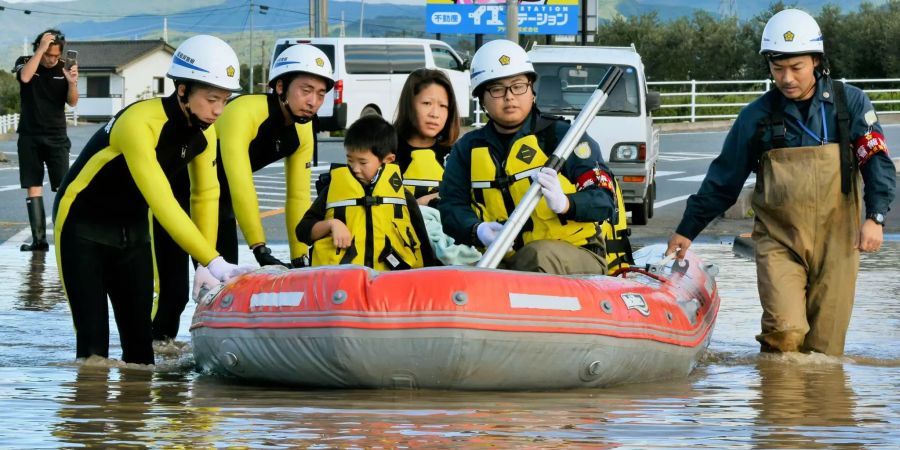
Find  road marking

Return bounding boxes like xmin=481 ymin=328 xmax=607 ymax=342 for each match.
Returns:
xmin=670 ymin=174 xmax=707 ymax=182
xmin=658 ymin=152 xmax=717 ymax=162
xmin=654 ymin=170 xmax=684 ymax=178
xmin=0 ymin=182 xmax=47 ymax=192
xmin=655 ymin=195 xmax=691 ymax=208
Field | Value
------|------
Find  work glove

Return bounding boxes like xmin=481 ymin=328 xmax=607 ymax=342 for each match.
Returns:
xmin=192 ymin=265 xmax=220 ymax=302
xmin=252 ymin=244 xmax=290 ymax=268
xmin=476 ymin=221 xmax=504 ymax=247
xmin=291 ymin=255 xmax=310 ymax=268
xmin=206 ymin=256 xmax=255 ymax=282
xmin=534 ymin=167 xmax=570 ymax=214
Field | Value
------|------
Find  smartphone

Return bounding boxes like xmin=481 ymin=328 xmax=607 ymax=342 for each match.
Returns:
xmin=65 ymin=50 xmax=77 ymax=70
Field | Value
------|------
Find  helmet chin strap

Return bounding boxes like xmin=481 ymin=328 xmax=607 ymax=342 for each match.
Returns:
xmin=178 ymin=89 xmax=212 ymax=130
xmin=278 ymin=92 xmax=312 ymax=124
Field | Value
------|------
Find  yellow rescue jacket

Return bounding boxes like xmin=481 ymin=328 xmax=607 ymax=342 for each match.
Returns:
xmin=469 ymin=134 xmax=631 ymax=273
xmin=402 ymin=148 xmax=444 ymax=198
xmin=312 ymin=164 xmax=424 ymax=270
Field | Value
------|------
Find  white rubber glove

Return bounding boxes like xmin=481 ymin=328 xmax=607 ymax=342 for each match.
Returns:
xmin=192 ymin=265 xmax=220 ymax=302
xmin=534 ymin=167 xmax=570 ymax=214
xmin=476 ymin=221 xmax=504 ymax=247
xmin=206 ymin=256 xmax=255 ymax=282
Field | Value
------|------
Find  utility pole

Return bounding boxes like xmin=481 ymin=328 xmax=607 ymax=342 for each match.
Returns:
xmin=249 ymin=1 xmax=255 ymax=94
xmin=163 ymin=17 xmax=168 ymax=42
xmin=505 ymin=0 xmax=518 ymax=43
xmin=261 ymin=39 xmax=267 ymax=91
xmin=359 ymin=0 xmax=365 ymax=37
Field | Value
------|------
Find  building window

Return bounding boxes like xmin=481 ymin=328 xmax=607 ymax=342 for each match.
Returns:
xmin=154 ymin=77 xmax=165 ymax=95
xmin=86 ymin=76 xmax=110 ymax=98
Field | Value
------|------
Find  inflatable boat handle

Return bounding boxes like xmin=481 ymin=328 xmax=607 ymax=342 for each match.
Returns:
xmin=478 ymin=66 xmax=625 ymax=269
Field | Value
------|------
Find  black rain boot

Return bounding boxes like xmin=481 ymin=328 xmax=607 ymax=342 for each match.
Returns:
xmin=21 ymin=196 xmax=49 ymax=252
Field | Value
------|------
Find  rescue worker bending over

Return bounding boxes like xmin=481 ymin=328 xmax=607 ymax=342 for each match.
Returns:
xmin=296 ymin=115 xmax=437 ymax=270
xmin=216 ymin=44 xmax=333 ymax=269
xmin=666 ymin=9 xmax=896 ymax=356
xmin=53 ymin=35 xmax=254 ymax=365
xmin=438 ymin=39 xmax=631 ymax=275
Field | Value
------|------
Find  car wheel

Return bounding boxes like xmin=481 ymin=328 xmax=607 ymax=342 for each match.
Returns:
xmin=647 ymin=181 xmax=656 ymax=219
xmin=630 ymin=193 xmax=651 ymax=226
xmin=361 ymin=106 xmax=380 ymax=117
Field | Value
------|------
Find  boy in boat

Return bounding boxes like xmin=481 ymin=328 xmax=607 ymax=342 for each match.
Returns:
xmin=296 ymin=115 xmax=437 ymax=270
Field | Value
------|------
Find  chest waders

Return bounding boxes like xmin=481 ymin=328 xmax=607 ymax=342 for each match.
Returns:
xmin=312 ymin=164 xmax=424 ymax=271
xmin=751 ymin=81 xmax=861 ymax=356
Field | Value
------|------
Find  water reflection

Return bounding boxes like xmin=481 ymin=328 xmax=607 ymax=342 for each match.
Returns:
xmin=14 ymin=248 xmax=65 ymax=311
xmin=0 ymin=242 xmax=898 ymax=448
xmin=751 ymin=354 xmax=861 ymax=449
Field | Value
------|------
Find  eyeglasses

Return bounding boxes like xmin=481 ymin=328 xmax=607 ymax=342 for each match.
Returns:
xmin=485 ymin=82 xmax=531 ymax=98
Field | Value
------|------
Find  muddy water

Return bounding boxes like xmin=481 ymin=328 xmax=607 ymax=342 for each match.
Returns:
xmin=0 ymin=242 xmax=897 ymax=448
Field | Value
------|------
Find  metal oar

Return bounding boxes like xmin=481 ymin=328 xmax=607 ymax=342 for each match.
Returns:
xmin=477 ymin=66 xmax=624 ymax=269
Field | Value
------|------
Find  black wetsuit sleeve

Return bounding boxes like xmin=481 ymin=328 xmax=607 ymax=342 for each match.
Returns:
xmin=296 ymin=187 xmax=328 ymax=245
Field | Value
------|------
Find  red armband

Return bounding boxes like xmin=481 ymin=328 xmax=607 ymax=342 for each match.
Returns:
xmin=854 ymin=131 xmax=889 ymax=165
xmin=575 ymin=168 xmax=615 ymax=193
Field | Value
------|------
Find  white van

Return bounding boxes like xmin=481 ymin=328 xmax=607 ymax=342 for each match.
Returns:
xmin=271 ymin=37 xmax=471 ymax=131
xmin=527 ymin=44 xmax=661 ymax=225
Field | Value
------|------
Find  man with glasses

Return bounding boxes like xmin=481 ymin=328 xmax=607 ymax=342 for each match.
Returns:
xmin=14 ymin=29 xmax=78 ymax=251
xmin=438 ymin=39 xmax=619 ymax=275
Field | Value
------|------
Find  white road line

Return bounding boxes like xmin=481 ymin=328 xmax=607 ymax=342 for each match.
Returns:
xmin=654 ymin=170 xmax=684 ymax=178
xmin=655 ymin=195 xmax=692 ymax=208
xmin=670 ymin=174 xmax=707 ymax=182
xmin=0 ymin=182 xmax=46 ymax=192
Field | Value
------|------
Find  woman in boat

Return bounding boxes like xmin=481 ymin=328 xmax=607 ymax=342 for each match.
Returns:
xmin=392 ymin=68 xmax=460 ymax=207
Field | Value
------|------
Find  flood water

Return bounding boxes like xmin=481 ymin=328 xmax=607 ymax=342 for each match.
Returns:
xmin=0 ymin=240 xmax=898 ymax=448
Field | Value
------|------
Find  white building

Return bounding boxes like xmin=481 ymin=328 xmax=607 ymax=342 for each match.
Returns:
xmin=68 ymin=40 xmax=176 ymax=120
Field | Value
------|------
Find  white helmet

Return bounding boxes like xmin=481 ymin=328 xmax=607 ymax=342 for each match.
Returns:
xmin=759 ymin=9 xmax=824 ymax=57
xmin=268 ymin=44 xmax=334 ymax=92
xmin=167 ymin=35 xmax=241 ymax=92
xmin=469 ymin=39 xmax=535 ymax=97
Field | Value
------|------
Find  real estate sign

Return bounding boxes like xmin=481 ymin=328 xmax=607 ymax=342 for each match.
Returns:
xmin=426 ymin=0 xmax=579 ymax=35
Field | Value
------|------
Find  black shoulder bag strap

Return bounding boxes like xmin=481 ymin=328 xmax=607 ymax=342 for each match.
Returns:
xmin=751 ymin=93 xmax=786 ymax=173
xmin=831 ymin=80 xmax=855 ymax=195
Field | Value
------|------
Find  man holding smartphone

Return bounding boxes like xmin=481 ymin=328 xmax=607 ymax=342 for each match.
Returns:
xmin=14 ymin=28 xmax=79 ymax=251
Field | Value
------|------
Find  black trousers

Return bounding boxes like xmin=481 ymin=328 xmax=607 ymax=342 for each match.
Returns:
xmin=59 ymin=227 xmax=154 ymax=365
xmin=151 ymin=171 xmax=192 ymax=340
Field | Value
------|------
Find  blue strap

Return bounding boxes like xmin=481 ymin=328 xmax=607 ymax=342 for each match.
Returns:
xmin=795 ymin=103 xmax=828 ymax=145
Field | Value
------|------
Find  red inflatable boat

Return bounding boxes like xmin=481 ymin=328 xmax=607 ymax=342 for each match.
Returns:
xmin=191 ymin=244 xmax=720 ymax=390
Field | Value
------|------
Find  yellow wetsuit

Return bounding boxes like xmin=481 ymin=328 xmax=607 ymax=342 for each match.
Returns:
xmin=216 ymin=93 xmax=314 ymax=263
xmin=53 ymin=94 xmax=220 ymax=364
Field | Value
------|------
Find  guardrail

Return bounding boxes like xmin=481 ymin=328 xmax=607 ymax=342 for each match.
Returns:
xmin=472 ymin=78 xmax=900 ymax=126
xmin=648 ymin=78 xmax=900 ymax=122
xmin=1 ymin=110 xmax=79 ymax=134
xmin=0 ymin=113 xmax=19 ymax=134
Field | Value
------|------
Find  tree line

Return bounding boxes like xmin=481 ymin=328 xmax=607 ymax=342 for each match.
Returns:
xmin=593 ymin=1 xmax=900 ymax=81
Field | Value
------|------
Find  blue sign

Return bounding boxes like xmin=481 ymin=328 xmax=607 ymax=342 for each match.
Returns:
xmin=426 ymin=4 xmax=578 ymax=35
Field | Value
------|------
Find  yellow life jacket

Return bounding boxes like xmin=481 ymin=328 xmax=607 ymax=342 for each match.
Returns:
xmin=605 ymin=177 xmax=632 ymax=274
xmin=469 ymin=134 xmax=632 ymax=274
xmin=311 ymin=164 xmax=424 ymax=271
xmin=402 ymin=148 xmax=444 ymax=198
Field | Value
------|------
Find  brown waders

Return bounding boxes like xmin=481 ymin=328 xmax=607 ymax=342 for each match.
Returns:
xmin=752 ymin=143 xmax=861 ymax=356
xmin=501 ymin=239 xmax=608 ymax=275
